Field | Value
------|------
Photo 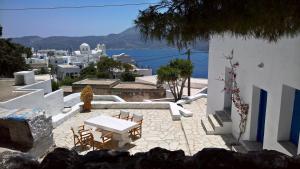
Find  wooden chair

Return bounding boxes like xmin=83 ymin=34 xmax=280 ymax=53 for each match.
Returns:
xmin=90 ymin=130 xmax=113 ymax=150
xmin=71 ymin=127 xmax=93 ymax=150
xmin=129 ymin=113 xmax=143 ymax=138
xmin=113 ymin=110 xmax=130 ymax=120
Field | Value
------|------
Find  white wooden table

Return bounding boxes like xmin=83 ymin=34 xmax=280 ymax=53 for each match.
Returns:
xmin=84 ymin=115 xmax=138 ymax=147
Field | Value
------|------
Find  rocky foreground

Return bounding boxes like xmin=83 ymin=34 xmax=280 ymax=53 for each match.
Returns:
xmin=1 ymin=147 xmax=300 ymax=169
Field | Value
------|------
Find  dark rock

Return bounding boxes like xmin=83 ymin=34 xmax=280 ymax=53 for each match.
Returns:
xmin=2 ymin=147 xmax=300 ymax=169
xmin=39 ymin=148 xmax=81 ymax=169
xmin=0 ymin=150 xmax=39 ymax=169
xmin=135 ymin=147 xmax=186 ymax=169
xmin=81 ymin=149 xmax=130 ymax=169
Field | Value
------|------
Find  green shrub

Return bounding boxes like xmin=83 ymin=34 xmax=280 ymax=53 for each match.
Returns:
xmin=39 ymin=67 xmax=49 ymax=74
xmin=59 ymin=76 xmax=79 ymax=86
xmin=96 ymin=72 xmax=110 ymax=79
xmin=120 ymin=72 xmax=136 ymax=82
xmin=51 ymin=80 xmax=59 ymax=91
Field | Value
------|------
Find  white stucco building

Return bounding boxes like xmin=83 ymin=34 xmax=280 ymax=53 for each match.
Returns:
xmin=203 ymin=35 xmax=300 ymax=156
xmin=71 ymin=43 xmax=106 ymax=67
xmin=56 ymin=65 xmax=80 ymax=80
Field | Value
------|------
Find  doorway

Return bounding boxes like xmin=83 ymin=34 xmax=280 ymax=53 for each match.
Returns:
xmin=290 ymin=89 xmax=300 ymax=146
xmin=224 ymin=67 xmax=233 ymax=114
xmin=257 ymin=89 xmax=268 ymax=143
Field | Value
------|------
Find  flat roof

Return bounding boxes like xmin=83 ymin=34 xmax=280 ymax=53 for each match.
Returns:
xmin=113 ymin=82 xmax=157 ymax=89
xmin=0 ymin=79 xmax=29 ymax=102
xmin=60 ymin=85 xmax=72 ymax=92
xmin=57 ymin=65 xmax=79 ymax=68
xmin=73 ymin=79 xmax=119 ymax=85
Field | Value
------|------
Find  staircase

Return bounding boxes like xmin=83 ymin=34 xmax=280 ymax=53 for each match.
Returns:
xmin=201 ymin=110 xmax=232 ymax=134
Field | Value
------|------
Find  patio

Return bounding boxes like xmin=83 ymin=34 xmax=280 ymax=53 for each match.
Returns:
xmin=53 ymin=98 xmax=237 ymax=155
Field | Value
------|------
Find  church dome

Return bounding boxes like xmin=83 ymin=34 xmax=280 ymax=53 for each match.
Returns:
xmin=80 ymin=43 xmax=90 ymax=53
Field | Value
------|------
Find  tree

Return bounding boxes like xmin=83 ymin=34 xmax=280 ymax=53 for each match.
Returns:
xmin=80 ymin=85 xmax=93 ymax=112
xmin=121 ymin=72 xmax=136 ymax=82
xmin=123 ymin=63 xmax=133 ymax=72
xmin=0 ymin=39 xmax=32 ymax=77
xmin=51 ymin=80 xmax=59 ymax=91
xmin=157 ymin=59 xmax=193 ymax=101
xmin=135 ymin=0 xmax=300 ymax=48
xmin=97 ymin=56 xmax=122 ymax=78
xmin=80 ymin=63 xmax=97 ymax=78
xmin=38 ymin=67 xmax=49 ymax=74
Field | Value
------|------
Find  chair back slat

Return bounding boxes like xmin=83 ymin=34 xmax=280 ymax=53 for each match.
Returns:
xmin=120 ymin=110 xmax=130 ymax=119
xmin=132 ymin=113 xmax=143 ymax=123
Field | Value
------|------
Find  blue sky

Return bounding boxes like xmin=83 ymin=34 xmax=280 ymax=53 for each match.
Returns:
xmin=0 ymin=0 xmax=158 ymax=37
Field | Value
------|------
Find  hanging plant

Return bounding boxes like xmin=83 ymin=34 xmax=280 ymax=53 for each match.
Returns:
xmin=218 ymin=50 xmax=249 ymax=143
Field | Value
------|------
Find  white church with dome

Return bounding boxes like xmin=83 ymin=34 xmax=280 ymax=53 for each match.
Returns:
xmin=71 ymin=43 xmax=106 ymax=67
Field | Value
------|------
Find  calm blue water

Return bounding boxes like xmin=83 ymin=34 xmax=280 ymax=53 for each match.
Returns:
xmin=107 ymin=48 xmax=208 ymax=78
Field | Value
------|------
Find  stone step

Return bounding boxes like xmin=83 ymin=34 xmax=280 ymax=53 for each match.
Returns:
xmin=240 ymin=140 xmax=263 ymax=152
xmin=215 ymin=110 xmax=232 ymax=124
xmin=208 ymin=114 xmax=222 ymax=130
xmin=231 ymin=144 xmax=247 ymax=153
xmin=201 ymin=118 xmax=215 ymax=135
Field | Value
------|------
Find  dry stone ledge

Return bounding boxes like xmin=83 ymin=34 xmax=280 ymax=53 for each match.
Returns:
xmin=1 ymin=147 xmax=300 ymax=169
xmin=0 ymin=108 xmax=53 ymax=158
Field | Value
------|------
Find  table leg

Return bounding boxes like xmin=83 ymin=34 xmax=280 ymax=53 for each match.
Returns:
xmin=113 ymin=133 xmax=131 ymax=147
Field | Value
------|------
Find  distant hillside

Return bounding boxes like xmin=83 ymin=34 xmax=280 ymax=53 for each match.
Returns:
xmin=11 ymin=27 xmax=209 ymax=51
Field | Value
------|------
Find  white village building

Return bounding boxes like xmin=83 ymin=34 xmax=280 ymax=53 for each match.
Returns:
xmin=203 ymin=35 xmax=300 ymax=156
xmin=56 ymin=65 xmax=80 ymax=80
xmin=71 ymin=43 xmax=106 ymax=67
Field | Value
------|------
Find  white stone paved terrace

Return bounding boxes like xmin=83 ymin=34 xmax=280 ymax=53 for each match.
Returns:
xmin=53 ymin=98 xmax=237 ymax=155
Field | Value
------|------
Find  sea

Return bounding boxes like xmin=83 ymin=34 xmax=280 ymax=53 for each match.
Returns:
xmin=107 ymin=48 xmax=208 ymax=78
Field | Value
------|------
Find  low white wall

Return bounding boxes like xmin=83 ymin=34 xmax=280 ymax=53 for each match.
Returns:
xmin=91 ymin=102 xmax=170 ymax=109
xmin=93 ymin=95 xmax=125 ymax=102
xmin=19 ymin=79 xmax=52 ymax=94
xmin=44 ymin=89 xmax=64 ymax=116
xmin=0 ymin=89 xmax=45 ymax=111
xmin=90 ymin=102 xmax=180 ymax=120
xmin=64 ymin=93 xmax=81 ymax=107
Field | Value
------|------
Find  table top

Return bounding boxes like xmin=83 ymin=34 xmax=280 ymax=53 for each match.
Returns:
xmin=84 ymin=115 xmax=138 ymax=134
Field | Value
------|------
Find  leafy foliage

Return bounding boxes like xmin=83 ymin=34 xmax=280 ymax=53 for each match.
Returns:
xmin=120 ymin=72 xmax=136 ymax=82
xmin=59 ymin=76 xmax=80 ymax=86
xmin=36 ymin=67 xmax=49 ymax=75
xmin=135 ymin=0 xmax=300 ymax=48
xmin=123 ymin=63 xmax=133 ymax=72
xmin=80 ymin=63 xmax=97 ymax=78
xmin=96 ymin=72 xmax=110 ymax=79
xmin=157 ymin=59 xmax=193 ymax=101
xmin=51 ymin=80 xmax=60 ymax=91
xmin=80 ymin=85 xmax=93 ymax=112
xmin=0 ymin=39 xmax=32 ymax=77
xmin=97 ymin=57 xmax=122 ymax=78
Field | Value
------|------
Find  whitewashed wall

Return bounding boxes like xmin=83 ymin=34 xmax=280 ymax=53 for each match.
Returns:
xmin=64 ymin=93 xmax=81 ymax=107
xmin=19 ymin=79 xmax=52 ymax=94
xmin=0 ymin=89 xmax=45 ymax=111
xmin=208 ymin=35 xmax=300 ymax=155
xmin=44 ymin=89 xmax=64 ymax=116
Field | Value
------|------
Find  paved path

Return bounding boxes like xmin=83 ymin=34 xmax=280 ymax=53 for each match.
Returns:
xmin=181 ymin=98 xmax=236 ymax=154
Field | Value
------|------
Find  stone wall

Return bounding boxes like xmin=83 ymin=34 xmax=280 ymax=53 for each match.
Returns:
xmin=0 ymin=109 xmax=53 ymax=158
xmin=1 ymin=147 xmax=300 ymax=169
xmin=111 ymin=88 xmax=165 ymax=102
xmin=72 ymin=82 xmax=166 ymax=102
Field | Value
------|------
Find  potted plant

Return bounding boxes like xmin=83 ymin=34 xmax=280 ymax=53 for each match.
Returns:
xmin=80 ymin=85 xmax=93 ymax=112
